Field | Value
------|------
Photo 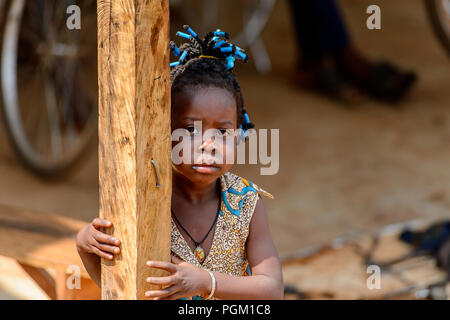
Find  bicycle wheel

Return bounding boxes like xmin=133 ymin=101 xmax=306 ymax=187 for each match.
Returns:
xmin=425 ymin=0 xmax=450 ymax=57
xmin=0 ymin=0 xmax=97 ymax=178
xmin=171 ymin=0 xmax=275 ymax=73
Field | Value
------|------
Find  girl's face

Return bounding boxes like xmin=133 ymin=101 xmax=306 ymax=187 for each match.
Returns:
xmin=171 ymin=86 xmax=238 ymax=186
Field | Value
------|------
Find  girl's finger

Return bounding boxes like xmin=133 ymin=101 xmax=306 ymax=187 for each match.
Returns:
xmin=93 ymin=231 xmax=120 ymax=246
xmin=156 ymin=291 xmax=189 ymax=300
xmin=146 ymin=261 xmax=177 ymax=273
xmin=90 ymin=245 xmax=114 ymax=260
xmin=146 ymin=275 xmax=178 ymax=286
xmin=89 ymin=238 xmax=119 ymax=255
xmin=145 ymin=284 xmax=182 ymax=299
xmin=92 ymin=218 xmax=112 ymax=229
xmin=96 ymin=242 xmax=120 ymax=255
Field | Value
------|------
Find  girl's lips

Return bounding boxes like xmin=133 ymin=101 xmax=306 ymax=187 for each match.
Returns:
xmin=192 ymin=165 xmax=220 ymax=174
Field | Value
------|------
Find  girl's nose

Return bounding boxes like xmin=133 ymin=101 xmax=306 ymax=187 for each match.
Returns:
xmin=199 ymin=139 xmax=216 ymax=152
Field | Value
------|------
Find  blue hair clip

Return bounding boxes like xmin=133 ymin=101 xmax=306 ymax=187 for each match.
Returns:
xmin=169 ymin=42 xmax=181 ymax=57
xmin=239 ymin=112 xmax=251 ymax=140
xmin=234 ymin=49 xmax=248 ymax=62
xmin=239 ymin=124 xmax=248 ymax=140
xmin=213 ymin=40 xmax=226 ymax=49
xmin=244 ymin=112 xmax=250 ymax=124
xmin=176 ymin=31 xmax=191 ymax=40
xmin=170 ymin=61 xmax=181 ymax=68
xmin=225 ymin=56 xmax=235 ymax=70
xmin=179 ymin=51 xmax=188 ymax=62
xmin=214 ymin=30 xmax=229 ymax=39
xmin=183 ymin=25 xmax=198 ymax=38
xmin=220 ymin=46 xmax=234 ymax=53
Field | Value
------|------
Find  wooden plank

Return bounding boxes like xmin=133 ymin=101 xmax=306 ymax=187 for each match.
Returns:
xmin=55 ymin=269 xmax=101 ymax=300
xmin=19 ymin=263 xmax=102 ymax=300
xmin=0 ymin=204 xmax=90 ymax=278
xmin=19 ymin=263 xmax=57 ymax=300
xmin=97 ymin=0 xmax=171 ymax=300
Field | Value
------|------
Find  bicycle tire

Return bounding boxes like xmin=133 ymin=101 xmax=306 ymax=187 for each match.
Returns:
xmin=0 ymin=0 xmax=97 ymax=179
xmin=425 ymin=0 xmax=450 ymax=57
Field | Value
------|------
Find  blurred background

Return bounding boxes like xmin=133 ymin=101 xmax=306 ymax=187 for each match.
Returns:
xmin=0 ymin=0 xmax=449 ymax=299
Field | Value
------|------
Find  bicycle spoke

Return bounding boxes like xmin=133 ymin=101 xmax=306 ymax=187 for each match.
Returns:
xmin=35 ymin=109 xmax=48 ymax=158
xmin=22 ymin=2 xmax=44 ymax=42
xmin=44 ymin=71 xmax=63 ymax=158
xmin=18 ymin=27 xmax=42 ymax=48
xmin=34 ymin=68 xmax=50 ymax=157
xmin=42 ymin=0 xmax=55 ymax=37
xmin=61 ymin=60 xmax=79 ymax=146
xmin=19 ymin=70 xmax=45 ymax=141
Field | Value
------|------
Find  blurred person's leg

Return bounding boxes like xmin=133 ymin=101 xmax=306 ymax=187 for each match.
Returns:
xmin=289 ymin=0 xmax=350 ymax=67
xmin=289 ymin=0 xmax=416 ymax=103
xmin=289 ymin=0 xmax=361 ymax=103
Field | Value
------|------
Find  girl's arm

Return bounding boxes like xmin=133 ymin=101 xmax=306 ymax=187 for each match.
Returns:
xmin=76 ymin=218 xmax=121 ymax=287
xmin=210 ymin=197 xmax=284 ymax=300
xmin=146 ymin=198 xmax=284 ymax=300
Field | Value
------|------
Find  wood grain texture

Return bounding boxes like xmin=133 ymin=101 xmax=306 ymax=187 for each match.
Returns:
xmin=97 ymin=0 xmax=171 ymax=300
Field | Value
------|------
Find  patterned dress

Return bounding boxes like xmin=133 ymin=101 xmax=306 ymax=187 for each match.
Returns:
xmin=171 ymin=171 xmax=273 ymax=300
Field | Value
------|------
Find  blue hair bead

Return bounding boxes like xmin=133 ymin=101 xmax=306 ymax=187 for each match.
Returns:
xmin=239 ymin=124 xmax=248 ymax=139
xmin=238 ymin=124 xmax=246 ymax=139
xmin=170 ymin=61 xmax=181 ymax=68
xmin=176 ymin=31 xmax=191 ymax=40
xmin=183 ymin=25 xmax=198 ymax=38
xmin=235 ymin=50 xmax=248 ymax=62
xmin=179 ymin=51 xmax=188 ymax=62
xmin=244 ymin=112 xmax=250 ymax=124
xmin=220 ymin=46 xmax=234 ymax=53
xmin=213 ymin=40 xmax=226 ymax=49
xmin=212 ymin=36 xmax=219 ymax=42
xmin=170 ymin=42 xmax=181 ymax=57
xmin=214 ymin=30 xmax=229 ymax=38
xmin=225 ymin=56 xmax=235 ymax=70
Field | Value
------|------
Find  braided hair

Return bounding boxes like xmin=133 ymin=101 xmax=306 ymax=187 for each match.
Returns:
xmin=169 ymin=26 xmax=255 ymax=135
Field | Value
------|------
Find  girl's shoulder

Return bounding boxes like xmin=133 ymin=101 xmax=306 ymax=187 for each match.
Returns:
xmin=220 ymin=172 xmax=274 ymax=200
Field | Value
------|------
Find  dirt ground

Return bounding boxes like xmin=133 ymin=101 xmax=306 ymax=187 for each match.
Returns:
xmin=0 ymin=0 xmax=449 ymax=299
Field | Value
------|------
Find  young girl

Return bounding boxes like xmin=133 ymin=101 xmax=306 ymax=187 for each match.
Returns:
xmin=76 ymin=26 xmax=283 ymax=300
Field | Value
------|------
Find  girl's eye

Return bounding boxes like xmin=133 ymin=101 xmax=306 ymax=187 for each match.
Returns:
xmin=186 ymin=126 xmax=199 ymax=135
xmin=217 ymin=128 xmax=231 ymax=136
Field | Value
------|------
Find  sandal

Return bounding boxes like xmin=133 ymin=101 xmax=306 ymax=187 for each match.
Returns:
xmin=362 ymin=62 xmax=417 ymax=102
xmin=340 ymin=61 xmax=417 ymax=103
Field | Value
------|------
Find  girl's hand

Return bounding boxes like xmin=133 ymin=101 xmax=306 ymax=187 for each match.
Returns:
xmin=76 ymin=218 xmax=121 ymax=260
xmin=145 ymin=255 xmax=211 ymax=300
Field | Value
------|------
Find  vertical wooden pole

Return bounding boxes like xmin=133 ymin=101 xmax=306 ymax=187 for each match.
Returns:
xmin=97 ymin=0 xmax=171 ymax=300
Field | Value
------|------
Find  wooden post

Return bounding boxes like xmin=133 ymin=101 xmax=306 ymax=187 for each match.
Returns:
xmin=97 ymin=0 xmax=171 ymax=300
